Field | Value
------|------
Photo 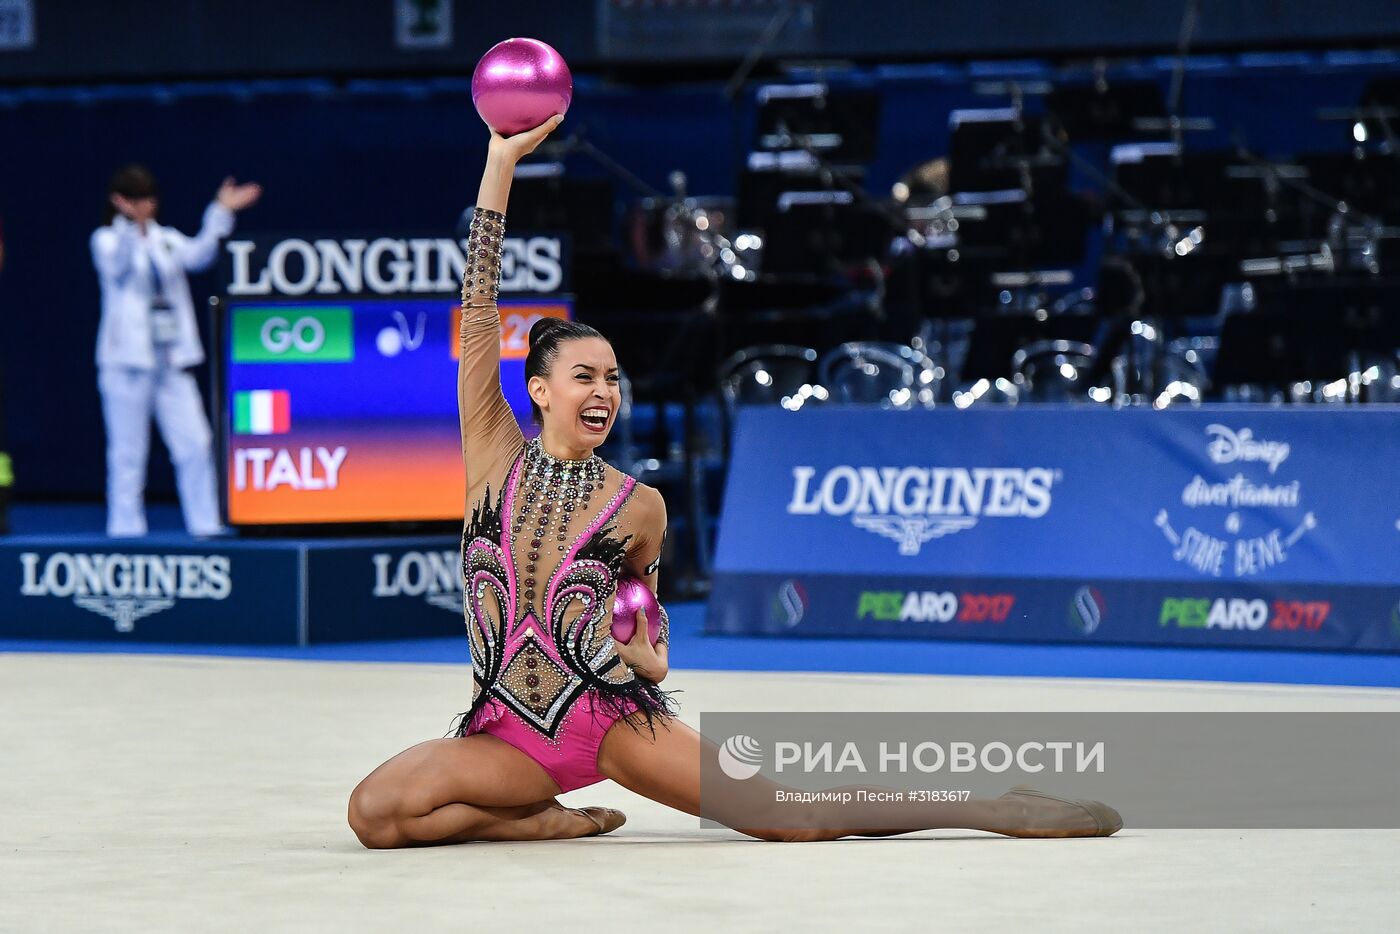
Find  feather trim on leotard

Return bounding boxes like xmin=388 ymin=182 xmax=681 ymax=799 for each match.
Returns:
xmin=448 ymin=484 xmax=509 ymax=737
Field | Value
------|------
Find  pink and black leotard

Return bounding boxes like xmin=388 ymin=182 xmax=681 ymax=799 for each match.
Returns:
xmin=452 ymin=207 xmax=673 ymax=793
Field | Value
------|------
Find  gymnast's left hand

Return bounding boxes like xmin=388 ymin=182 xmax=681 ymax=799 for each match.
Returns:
xmin=615 ymin=607 xmax=668 ymax=684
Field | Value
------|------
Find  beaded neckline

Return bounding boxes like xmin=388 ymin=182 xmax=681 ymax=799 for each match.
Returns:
xmin=523 ymin=437 xmax=603 ymax=473
xmin=508 ymin=439 xmax=608 ymax=609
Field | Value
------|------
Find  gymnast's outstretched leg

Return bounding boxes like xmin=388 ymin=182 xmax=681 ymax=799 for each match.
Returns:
xmin=598 ymin=715 xmax=1121 ymax=842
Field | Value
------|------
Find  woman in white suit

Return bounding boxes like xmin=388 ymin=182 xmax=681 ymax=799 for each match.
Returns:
xmin=91 ymin=165 xmax=261 ymax=537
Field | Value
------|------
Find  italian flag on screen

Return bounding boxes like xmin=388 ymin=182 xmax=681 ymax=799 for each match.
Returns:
xmin=234 ymin=390 xmax=291 ymax=435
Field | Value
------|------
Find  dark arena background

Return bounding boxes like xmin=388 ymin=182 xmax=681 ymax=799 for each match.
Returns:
xmin=2 ymin=2 xmax=1399 ymax=930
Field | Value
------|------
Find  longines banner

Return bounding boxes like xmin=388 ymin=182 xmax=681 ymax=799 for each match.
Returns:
xmin=306 ymin=539 xmax=465 ymax=642
xmin=0 ymin=543 xmax=300 ymax=643
xmin=0 ymin=537 xmax=465 ymax=645
xmin=219 ymin=231 xmax=570 ymax=298
xmin=707 ymin=407 xmax=1400 ymax=652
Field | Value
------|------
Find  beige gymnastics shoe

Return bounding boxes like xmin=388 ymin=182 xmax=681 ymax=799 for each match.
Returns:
xmin=999 ymin=785 xmax=1123 ymax=838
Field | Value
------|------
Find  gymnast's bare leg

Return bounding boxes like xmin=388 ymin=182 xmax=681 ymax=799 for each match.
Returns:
xmin=348 ymin=735 xmax=624 ymax=848
xmin=598 ymin=715 xmax=1121 ymax=842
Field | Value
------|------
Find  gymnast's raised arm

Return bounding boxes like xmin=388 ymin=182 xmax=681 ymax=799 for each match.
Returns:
xmin=457 ymin=116 xmax=565 ymax=497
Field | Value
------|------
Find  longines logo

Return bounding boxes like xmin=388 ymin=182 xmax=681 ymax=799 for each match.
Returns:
xmin=19 ymin=552 xmax=232 ymax=632
xmin=372 ymin=551 xmax=462 ymax=614
xmin=224 ymin=235 xmax=565 ymax=297
xmin=787 ymin=465 xmax=1059 ymax=556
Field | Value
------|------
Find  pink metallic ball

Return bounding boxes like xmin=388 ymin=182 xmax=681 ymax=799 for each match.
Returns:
xmin=471 ymin=38 xmax=573 ymax=137
xmin=611 ymin=576 xmax=661 ymax=646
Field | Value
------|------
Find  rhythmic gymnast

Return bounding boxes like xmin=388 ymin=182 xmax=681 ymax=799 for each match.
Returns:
xmin=348 ymin=117 xmax=1122 ymax=845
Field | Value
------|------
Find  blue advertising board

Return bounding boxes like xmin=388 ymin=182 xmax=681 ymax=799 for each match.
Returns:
xmin=0 ymin=534 xmax=471 ymax=646
xmin=305 ymin=538 xmax=466 ymax=643
xmin=1 ymin=539 xmax=301 ymax=644
xmin=707 ymin=407 xmax=1400 ymax=652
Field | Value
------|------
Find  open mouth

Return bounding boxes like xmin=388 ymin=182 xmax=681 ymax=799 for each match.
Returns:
xmin=580 ymin=406 xmax=611 ymax=433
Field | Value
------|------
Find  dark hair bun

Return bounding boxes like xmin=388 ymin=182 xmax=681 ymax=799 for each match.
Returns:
xmin=521 ymin=317 xmax=608 ymax=426
xmin=529 ymin=316 xmax=565 ymax=347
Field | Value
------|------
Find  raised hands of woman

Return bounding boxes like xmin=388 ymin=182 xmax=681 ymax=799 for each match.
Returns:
xmin=216 ymin=177 xmax=263 ymax=213
xmin=487 ymin=114 xmax=565 ymax=167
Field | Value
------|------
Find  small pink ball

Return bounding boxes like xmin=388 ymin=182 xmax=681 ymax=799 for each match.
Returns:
xmin=471 ymin=38 xmax=573 ymax=137
xmin=611 ymin=576 xmax=661 ymax=646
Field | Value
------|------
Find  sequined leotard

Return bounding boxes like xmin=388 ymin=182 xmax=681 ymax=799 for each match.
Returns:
xmin=452 ymin=207 xmax=673 ymax=793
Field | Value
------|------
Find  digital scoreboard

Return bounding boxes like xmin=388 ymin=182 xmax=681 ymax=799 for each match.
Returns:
xmin=221 ymin=297 xmax=570 ymax=525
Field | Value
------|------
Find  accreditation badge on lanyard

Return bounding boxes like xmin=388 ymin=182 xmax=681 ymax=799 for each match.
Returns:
xmin=147 ymin=241 xmax=179 ymax=347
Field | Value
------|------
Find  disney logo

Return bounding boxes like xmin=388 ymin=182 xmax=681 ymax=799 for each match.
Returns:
xmin=1204 ymin=425 xmax=1291 ymax=474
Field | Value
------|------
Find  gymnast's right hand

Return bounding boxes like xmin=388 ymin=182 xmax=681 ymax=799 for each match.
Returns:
xmin=488 ymin=114 xmax=564 ymax=165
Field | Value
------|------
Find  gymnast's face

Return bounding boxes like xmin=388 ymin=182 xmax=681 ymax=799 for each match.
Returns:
xmin=531 ymin=337 xmax=621 ymax=453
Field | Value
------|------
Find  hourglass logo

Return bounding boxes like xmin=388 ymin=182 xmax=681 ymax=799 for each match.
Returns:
xmin=1068 ymin=586 xmax=1106 ymax=636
